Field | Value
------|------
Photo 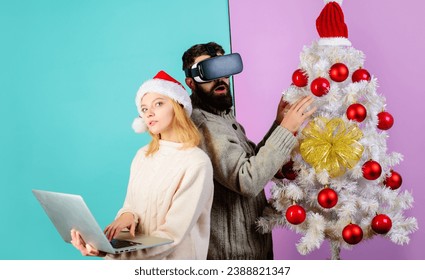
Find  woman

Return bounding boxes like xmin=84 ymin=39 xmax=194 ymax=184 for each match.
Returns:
xmin=71 ymin=70 xmax=214 ymax=259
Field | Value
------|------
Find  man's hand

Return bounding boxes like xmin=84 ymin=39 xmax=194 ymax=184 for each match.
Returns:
xmin=275 ymin=96 xmax=289 ymax=124
xmin=279 ymin=95 xmax=317 ymax=133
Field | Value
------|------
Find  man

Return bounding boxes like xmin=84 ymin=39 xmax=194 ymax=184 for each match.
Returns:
xmin=182 ymin=42 xmax=315 ymax=259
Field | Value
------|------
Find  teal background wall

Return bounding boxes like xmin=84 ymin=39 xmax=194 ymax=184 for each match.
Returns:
xmin=0 ymin=0 xmax=230 ymax=259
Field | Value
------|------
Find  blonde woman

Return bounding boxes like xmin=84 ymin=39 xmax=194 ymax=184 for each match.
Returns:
xmin=71 ymin=70 xmax=214 ymax=259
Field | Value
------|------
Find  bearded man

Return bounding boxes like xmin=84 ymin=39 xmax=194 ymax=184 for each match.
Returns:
xmin=182 ymin=42 xmax=315 ymax=260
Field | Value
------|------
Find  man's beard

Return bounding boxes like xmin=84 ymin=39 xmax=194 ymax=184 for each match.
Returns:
xmin=193 ymin=80 xmax=233 ymax=111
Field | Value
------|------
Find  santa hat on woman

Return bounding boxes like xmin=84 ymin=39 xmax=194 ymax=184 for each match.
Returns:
xmin=316 ymin=0 xmax=351 ymax=46
xmin=132 ymin=70 xmax=192 ymax=133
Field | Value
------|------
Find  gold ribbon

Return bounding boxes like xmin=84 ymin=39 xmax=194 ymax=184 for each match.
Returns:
xmin=300 ymin=118 xmax=364 ymax=178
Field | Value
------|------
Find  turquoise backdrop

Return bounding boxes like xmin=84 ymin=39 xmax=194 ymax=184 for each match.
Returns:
xmin=0 ymin=0 xmax=230 ymax=259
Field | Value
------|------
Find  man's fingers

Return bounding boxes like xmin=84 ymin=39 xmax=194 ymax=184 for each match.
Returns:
xmin=303 ymin=106 xmax=317 ymax=118
xmin=287 ymin=95 xmax=313 ymax=113
xmin=294 ymin=96 xmax=314 ymax=112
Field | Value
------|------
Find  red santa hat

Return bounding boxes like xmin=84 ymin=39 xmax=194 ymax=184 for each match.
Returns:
xmin=316 ymin=0 xmax=351 ymax=46
xmin=132 ymin=70 xmax=192 ymax=133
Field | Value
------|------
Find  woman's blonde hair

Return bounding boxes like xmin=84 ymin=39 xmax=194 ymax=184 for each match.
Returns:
xmin=145 ymin=97 xmax=200 ymax=156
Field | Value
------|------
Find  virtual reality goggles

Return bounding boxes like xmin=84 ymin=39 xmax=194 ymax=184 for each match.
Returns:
xmin=184 ymin=53 xmax=243 ymax=83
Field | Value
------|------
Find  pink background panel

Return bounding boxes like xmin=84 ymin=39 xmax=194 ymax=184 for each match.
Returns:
xmin=229 ymin=0 xmax=425 ymax=259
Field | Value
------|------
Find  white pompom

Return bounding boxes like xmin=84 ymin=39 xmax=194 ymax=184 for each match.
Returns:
xmin=132 ymin=117 xmax=147 ymax=133
xmin=324 ymin=0 xmax=343 ymax=5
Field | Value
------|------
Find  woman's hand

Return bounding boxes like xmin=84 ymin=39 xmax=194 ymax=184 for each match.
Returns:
xmin=104 ymin=212 xmax=137 ymax=241
xmin=280 ymin=95 xmax=317 ymax=133
xmin=70 ymin=229 xmax=106 ymax=257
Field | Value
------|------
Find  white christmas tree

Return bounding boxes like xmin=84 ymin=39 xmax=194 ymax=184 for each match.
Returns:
xmin=258 ymin=0 xmax=418 ymax=260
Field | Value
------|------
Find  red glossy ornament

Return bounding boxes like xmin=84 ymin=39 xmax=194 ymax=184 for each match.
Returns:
xmin=274 ymin=169 xmax=285 ymax=179
xmin=329 ymin=63 xmax=349 ymax=82
xmin=281 ymin=160 xmax=297 ymax=180
xmin=352 ymin=68 xmax=371 ymax=82
xmin=377 ymin=111 xmax=394 ymax=130
xmin=292 ymin=69 xmax=308 ymax=87
xmin=346 ymin=103 xmax=367 ymax=122
xmin=310 ymin=77 xmax=330 ymax=97
xmin=317 ymin=187 xmax=338 ymax=208
xmin=362 ymin=160 xmax=382 ymax=180
xmin=283 ymin=169 xmax=297 ymax=180
xmin=384 ymin=170 xmax=403 ymax=190
xmin=342 ymin=224 xmax=363 ymax=245
xmin=371 ymin=214 xmax=392 ymax=234
xmin=285 ymin=205 xmax=306 ymax=225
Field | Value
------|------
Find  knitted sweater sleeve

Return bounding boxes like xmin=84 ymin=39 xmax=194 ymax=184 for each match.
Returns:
xmin=197 ymin=116 xmax=296 ymax=197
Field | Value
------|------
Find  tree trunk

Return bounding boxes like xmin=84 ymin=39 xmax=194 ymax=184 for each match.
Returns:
xmin=330 ymin=241 xmax=341 ymax=260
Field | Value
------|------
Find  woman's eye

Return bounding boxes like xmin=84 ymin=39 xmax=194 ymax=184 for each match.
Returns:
xmin=141 ymin=108 xmax=147 ymax=113
xmin=155 ymin=101 xmax=163 ymax=107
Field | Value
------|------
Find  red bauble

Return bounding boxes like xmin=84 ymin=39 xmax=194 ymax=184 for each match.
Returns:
xmin=342 ymin=224 xmax=363 ymax=245
xmin=371 ymin=214 xmax=392 ymax=234
xmin=352 ymin=68 xmax=371 ymax=82
xmin=281 ymin=160 xmax=297 ymax=180
xmin=283 ymin=169 xmax=297 ymax=180
xmin=292 ymin=69 xmax=308 ymax=87
xmin=329 ymin=63 xmax=349 ymax=82
xmin=274 ymin=169 xmax=285 ymax=179
xmin=346 ymin=103 xmax=367 ymax=122
xmin=362 ymin=160 xmax=382 ymax=180
xmin=317 ymin=187 xmax=338 ymax=208
xmin=384 ymin=170 xmax=403 ymax=190
xmin=311 ymin=77 xmax=330 ymax=97
xmin=285 ymin=205 xmax=306 ymax=225
xmin=377 ymin=111 xmax=394 ymax=130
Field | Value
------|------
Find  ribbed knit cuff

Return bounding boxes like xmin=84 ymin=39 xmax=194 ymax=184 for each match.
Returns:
xmin=265 ymin=122 xmax=279 ymax=139
xmin=267 ymin=126 xmax=297 ymax=154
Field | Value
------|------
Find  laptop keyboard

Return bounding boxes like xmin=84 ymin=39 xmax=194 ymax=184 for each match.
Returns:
xmin=110 ymin=239 xmax=141 ymax=249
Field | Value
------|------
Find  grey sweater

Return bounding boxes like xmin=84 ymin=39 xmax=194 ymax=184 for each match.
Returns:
xmin=191 ymin=101 xmax=297 ymax=260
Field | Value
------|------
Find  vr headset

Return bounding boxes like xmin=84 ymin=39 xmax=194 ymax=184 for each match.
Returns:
xmin=184 ymin=53 xmax=243 ymax=83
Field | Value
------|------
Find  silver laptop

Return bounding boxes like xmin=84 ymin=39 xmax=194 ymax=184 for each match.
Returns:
xmin=32 ymin=189 xmax=173 ymax=254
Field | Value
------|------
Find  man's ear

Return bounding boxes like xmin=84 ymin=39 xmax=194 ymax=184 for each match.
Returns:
xmin=185 ymin=77 xmax=196 ymax=91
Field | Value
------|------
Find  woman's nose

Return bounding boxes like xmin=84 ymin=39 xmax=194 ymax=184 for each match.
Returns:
xmin=146 ymin=107 xmax=155 ymax=117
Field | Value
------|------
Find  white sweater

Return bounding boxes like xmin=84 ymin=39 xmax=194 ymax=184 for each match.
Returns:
xmin=105 ymin=140 xmax=214 ymax=260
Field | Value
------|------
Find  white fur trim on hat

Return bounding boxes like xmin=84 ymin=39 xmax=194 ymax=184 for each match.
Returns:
xmin=132 ymin=70 xmax=192 ymax=133
xmin=318 ymin=37 xmax=351 ymax=46
xmin=324 ymin=0 xmax=343 ymax=4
